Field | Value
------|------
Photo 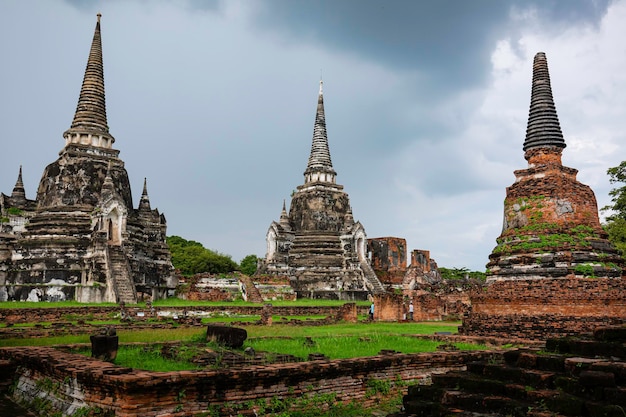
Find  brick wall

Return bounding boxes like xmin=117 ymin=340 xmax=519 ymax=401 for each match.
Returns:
xmin=0 ymin=305 xmax=361 ymax=325
xmin=374 ymin=291 xmax=470 ymax=322
xmin=461 ymin=277 xmax=626 ymax=339
xmin=0 ymin=346 xmax=494 ymax=416
xmin=367 ymin=237 xmax=407 ymax=285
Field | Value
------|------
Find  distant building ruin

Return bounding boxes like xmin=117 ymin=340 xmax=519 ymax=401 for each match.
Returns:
xmin=257 ymin=82 xmax=385 ymax=299
xmin=366 ymin=237 xmax=440 ymax=289
xmin=0 ymin=15 xmax=175 ymax=303
xmin=462 ymin=52 xmax=626 ymax=338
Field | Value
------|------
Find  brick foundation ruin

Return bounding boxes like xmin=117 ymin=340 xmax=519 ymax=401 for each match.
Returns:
xmin=460 ymin=277 xmax=626 ymax=339
xmin=0 ymin=346 xmax=491 ymax=416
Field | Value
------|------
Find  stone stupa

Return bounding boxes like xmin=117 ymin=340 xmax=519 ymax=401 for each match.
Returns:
xmin=0 ymin=15 xmax=175 ymax=303
xmin=257 ymin=81 xmax=385 ymax=299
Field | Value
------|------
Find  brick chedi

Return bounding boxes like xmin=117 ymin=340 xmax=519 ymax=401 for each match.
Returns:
xmin=461 ymin=53 xmax=626 ymax=339
xmin=0 ymin=15 xmax=175 ymax=303
xmin=257 ymin=81 xmax=385 ymax=299
xmin=486 ymin=52 xmax=623 ymax=281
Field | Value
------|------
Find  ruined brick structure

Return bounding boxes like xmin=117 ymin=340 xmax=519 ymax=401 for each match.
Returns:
xmin=0 ymin=345 xmax=490 ymax=416
xmin=0 ymin=15 xmax=175 ymax=303
xmin=463 ymin=52 xmax=626 ymax=338
xmin=366 ymin=237 xmax=440 ymax=289
xmin=257 ymin=81 xmax=384 ymax=299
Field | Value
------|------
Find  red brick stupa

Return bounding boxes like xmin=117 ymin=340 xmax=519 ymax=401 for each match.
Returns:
xmin=461 ymin=52 xmax=626 ymax=339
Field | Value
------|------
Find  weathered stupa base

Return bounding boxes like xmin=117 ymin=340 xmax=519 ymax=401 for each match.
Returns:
xmin=460 ymin=277 xmax=626 ymax=339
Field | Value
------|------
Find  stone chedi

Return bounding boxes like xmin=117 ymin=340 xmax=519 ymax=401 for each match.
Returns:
xmin=461 ymin=52 xmax=626 ymax=338
xmin=0 ymin=15 xmax=175 ymax=303
xmin=486 ymin=52 xmax=623 ymax=280
xmin=257 ymin=81 xmax=385 ymax=299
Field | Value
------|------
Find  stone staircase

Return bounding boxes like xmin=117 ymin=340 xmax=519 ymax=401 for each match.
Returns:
xmin=360 ymin=259 xmax=386 ymax=294
xmin=288 ymin=233 xmax=345 ymax=268
xmin=397 ymin=326 xmax=626 ymax=417
xmin=107 ymin=245 xmax=137 ymax=304
xmin=238 ymin=274 xmax=263 ymax=303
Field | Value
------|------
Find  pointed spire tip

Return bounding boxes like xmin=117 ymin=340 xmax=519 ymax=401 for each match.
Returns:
xmin=97 ymin=13 xmax=101 ymax=23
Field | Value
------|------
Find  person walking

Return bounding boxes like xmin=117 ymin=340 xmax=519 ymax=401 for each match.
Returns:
xmin=408 ymin=301 xmax=414 ymax=321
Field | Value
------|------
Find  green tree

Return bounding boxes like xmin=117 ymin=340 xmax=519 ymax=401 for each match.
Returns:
xmin=239 ymin=254 xmax=258 ymax=276
xmin=439 ymin=267 xmax=486 ymax=282
xmin=602 ymin=161 xmax=626 ymax=256
xmin=166 ymin=235 xmax=238 ymax=276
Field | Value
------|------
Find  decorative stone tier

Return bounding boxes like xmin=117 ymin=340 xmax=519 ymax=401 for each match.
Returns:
xmin=0 ymin=346 xmax=491 ymax=417
xmin=289 ymin=188 xmax=352 ymax=233
xmin=36 ymin=157 xmax=132 ymax=210
xmin=460 ymin=277 xmax=626 ymax=339
xmin=288 ymin=233 xmax=345 ymax=267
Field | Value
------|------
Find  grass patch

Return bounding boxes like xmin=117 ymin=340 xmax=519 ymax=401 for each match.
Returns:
xmin=0 ymin=322 xmax=460 ymax=347
xmin=113 ymin=345 xmax=200 ymax=371
xmin=246 ymin=335 xmax=485 ymax=360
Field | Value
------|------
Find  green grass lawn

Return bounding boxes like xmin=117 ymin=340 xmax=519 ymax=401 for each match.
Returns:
xmin=246 ymin=334 xmax=483 ymax=360
xmin=0 ymin=321 xmax=461 ymax=348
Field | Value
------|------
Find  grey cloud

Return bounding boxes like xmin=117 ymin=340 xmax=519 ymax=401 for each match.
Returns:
xmin=251 ymin=0 xmax=611 ymax=97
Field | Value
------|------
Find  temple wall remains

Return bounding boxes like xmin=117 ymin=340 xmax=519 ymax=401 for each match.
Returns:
xmin=0 ymin=346 xmax=492 ymax=417
xmin=460 ymin=277 xmax=626 ymax=339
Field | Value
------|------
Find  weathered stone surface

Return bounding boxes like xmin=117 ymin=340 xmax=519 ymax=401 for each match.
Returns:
xmin=205 ymin=325 xmax=247 ymax=348
xmin=90 ymin=327 xmax=118 ymax=362
xmin=399 ymin=327 xmax=626 ymax=417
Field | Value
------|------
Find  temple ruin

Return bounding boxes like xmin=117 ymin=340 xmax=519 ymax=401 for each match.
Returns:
xmin=367 ymin=237 xmax=441 ymax=289
xmin=461 ymin=52 xmax=626 ymax=338
xmin=0 ymin=15 xmax=175 ymax=303
xmin=257 ymin=81 xmax=385 ymax=299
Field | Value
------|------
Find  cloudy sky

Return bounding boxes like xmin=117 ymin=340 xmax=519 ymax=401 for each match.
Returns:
xmin=1 ymin=0 xmax=625 ymax=271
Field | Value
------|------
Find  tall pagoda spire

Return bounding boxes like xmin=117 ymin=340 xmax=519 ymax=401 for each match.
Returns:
xmin=303 ymin=80 xmax=336 ymax=185
xmin=139 ymin=178 xmax=152 ymax=211
xmin=279 ymin=199 xmax=291 ymax=230
xmin=523 ymin=52 xmax=566 ymax=153
xmin=11 ymin=165 xmax=26 ymax=202
xmin=63 ymin=13 xmax=115 ymax=150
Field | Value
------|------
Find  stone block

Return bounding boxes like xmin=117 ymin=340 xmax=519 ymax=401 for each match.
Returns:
xmin=206 ymin=325 xmax=247 ymax=348
xmin=90 ymin=327 xmax=118 ymax=362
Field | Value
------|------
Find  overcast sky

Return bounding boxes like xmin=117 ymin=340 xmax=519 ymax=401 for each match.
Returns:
xmin=1 ymin=0 xmax=625 ymax=271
